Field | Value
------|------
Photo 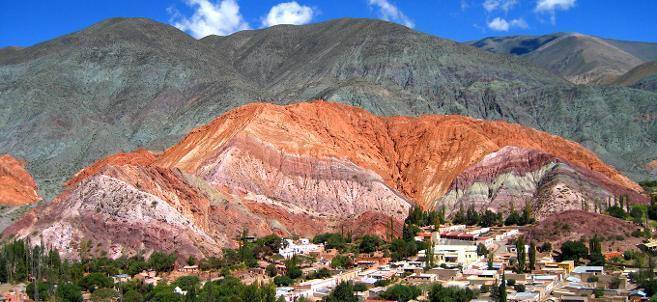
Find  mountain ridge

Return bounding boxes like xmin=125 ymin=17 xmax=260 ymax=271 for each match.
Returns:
xmin=1 ymin=17 xmax=656 ymax=201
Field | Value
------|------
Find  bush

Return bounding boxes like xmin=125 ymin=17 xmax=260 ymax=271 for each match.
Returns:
xmin=90 ymin=288 xmax=118 ymax=302
xmin=594 ymin=288 xmax=604 ymax=298
xmin=306 ymin=268 xmax=331 ymax=279
xmin=79 ymin=273 xmax=113 ymax=292
xmin=539 ymin=242 xmax=552 ymax=253
xmin=266 ymin=264 xmax=277 ymax=277
xmin=330 ymin=255 xmax=353 ymax=269
xmin=274 ymin=275 xmax=293 ymax=286
xmin=26 ymin=282 xmax=52 ymax=301
xmin=285 ymin=258 xmax=303 ymax=279
xmin=514 ymin=284 xmax=526 ymax=292
xmin=57 ymin=283 xmax=83 ymax=302
xmin=353 ymin=283 xmax=368 ymax=292
xmin=173 ymin=275 xmax=200 ymax=292
xmin=358 ymin=235 xmax=382 ymax=253
xmin=607 ymin=206 xmax=626 ymax=219
xmin=147 ymin=251 xmax=176 ymax=272
xmin=588 ymin=276 xmax=599 ymax=283
xmin=313 ymin=233 xmax=347 ymax=250
xmin=506 ymin=279 xmax=516 ymax=286
xmin=559 ymin=240 xmax=588 ymax=264
xmin=123 ymin=290 xmax=144 ymax=302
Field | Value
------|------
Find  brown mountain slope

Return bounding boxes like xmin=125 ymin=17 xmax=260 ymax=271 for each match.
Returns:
xmin=526 ymin=33 xmax=643 ymax=84
xmin=3 ymin=101 xmax=645 ymax=259
xmin=0 ymin=155 xmax=41 ymax=206
xmin=526 ymin=210 xmax=641 ymax=251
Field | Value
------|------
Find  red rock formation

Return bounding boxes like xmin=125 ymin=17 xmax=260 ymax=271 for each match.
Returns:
xmin=157 ymin=101 xmax=641 ymax=209
xmin=0 ymin=155 xmax=41 ymax=206
xmin=3 ymin=101 xmax=645 ymax=259
xmin=65 ymin=148 xmax=158 ymax=187
xmin=439 ymin=146 xmax=647 ymax=219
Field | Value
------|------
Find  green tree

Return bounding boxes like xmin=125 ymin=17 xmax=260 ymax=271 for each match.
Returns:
xmin=147 ymin=252 xmax=176 ymax=272
xmin=90 ymin=288 xmax=118 ymax=302
xmin=499 ymin=274 xmax=507 ymax=302
xmin=265 ymin=264 xmax=278 ymax=277
xmin=79 ymin=272 xmax=113 ymax=292
xmin=428 ymin=284 xmax=477 ymax=302
xmin=528 ymin=241 xmax=536 ymax=272
xmin=26 ymin=282 xmax=52 ymax=301
xmin=479 ymin=210 xmax=502 ymax=227
xmin=505 ymin=209 xmax=521 ymax=226
xmin=521 ymin=202 xmax=534 ymax=225
xmin=466 ymin=205 xmax=480 ymax=225
xmin=173 ymin=276 xmax=201 ymax=292
xmin=425 ymin=237 xmax=435 ymax=269
xmin=273 ymin=275 xmax=293 ymax=286
xmin=330 ymin=255 xmax=353 ymax=269
xmin=585 ymin=234 xmax=605 ymax=266
xmin=123 ymin=290 xmax=144 ymax=302
xmin=607 ymin=205 xmax=626 ymax=219
xmin=150 ymin=284 xmax=181 ymax=302
xmin=285 ymin=257 xmax=302 ymax=279
xmin=186 ymin=256 xmax=196 ymax=266
xmin=453 ymin=205 xmax=467 ymax=225
xmin=559 ymin=240 xmax=589 ymax=264
xmin=477 ymin=243 xmax=489 ymax=256
xmin=325 ymin=282 xmax=357 ymax=302
xmin=380 ymin=284 xmax=421 ymax=302
xmin=57 ymin=283 xmax=83 ymax=302
xmin=516 ymin=237 xmax=526 ymax=273
xmin=358 ymin=235 xmax=382 ymax=253
xmin=312 ymin=233 xmax=347 ymax=250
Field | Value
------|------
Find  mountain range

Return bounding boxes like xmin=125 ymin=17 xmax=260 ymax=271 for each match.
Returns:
xmin=3 ymin=101 xmax=646 ymax=259
xmin=471 ymin=32 xmax=657 ymax=84
xmin=1 ymin=18 xmax=656 ymax=202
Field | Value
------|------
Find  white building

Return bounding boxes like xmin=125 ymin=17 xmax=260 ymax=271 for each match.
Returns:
xmin=419 ymin=244 xmax=481 ymax=267
xmin=278 ymin=238 xmax=324 ymax=259
xmin=276 ymin=287 xmax=313 ymax=302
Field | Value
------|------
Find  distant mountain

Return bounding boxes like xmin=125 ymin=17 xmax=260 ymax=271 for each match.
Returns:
xmin=1 ymin=18 xmax=656 ymax=200
xmin=3 ymin=101 xmax=645 ymax=259
xmin=614 ymin=60 xmax=657 ymax=92
xmin=470 ymin=32 xmax=657 ymax=84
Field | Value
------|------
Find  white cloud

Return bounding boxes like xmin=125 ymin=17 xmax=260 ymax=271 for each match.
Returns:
xmin=367 ymin=0 xmax=415 ymax=28
xmin=534 ymin=0 xmax=576 ymax=24
xmin=262 ymin=1 xmax=314 ymax=27
xmin=483 ymin=0 xmax=518 ymax=12
xmin=487 ymin=17 xmax=510 ymax=31
xmin=487 ymin=17 xmax=528 ymax=31
xmin=169 ymin=0 xmax=250 ymax=38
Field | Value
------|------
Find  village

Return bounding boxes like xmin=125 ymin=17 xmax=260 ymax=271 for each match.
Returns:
xmin=2 ymin=213 xmax=656 ymax=302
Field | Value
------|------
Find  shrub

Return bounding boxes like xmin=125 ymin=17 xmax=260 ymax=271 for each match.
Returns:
xmin=274 ymin=275 xmax=293 ymax=286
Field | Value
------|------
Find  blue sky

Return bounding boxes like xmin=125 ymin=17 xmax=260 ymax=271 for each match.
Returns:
xmin=1 ymin=0 xmax=656 ymax=47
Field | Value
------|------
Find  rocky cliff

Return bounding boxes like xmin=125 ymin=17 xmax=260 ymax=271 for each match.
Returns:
xmin=0 ymin=155 xmax=41 ymax=206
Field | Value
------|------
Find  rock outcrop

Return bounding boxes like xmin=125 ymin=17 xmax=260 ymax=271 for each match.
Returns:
xmin=0 ymin=155 xmax=41 ymax=206
xmin=439 ymin=146 xmax=645 ymax=219
xmin=3 ymin=101 xmax=646 ymax=259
